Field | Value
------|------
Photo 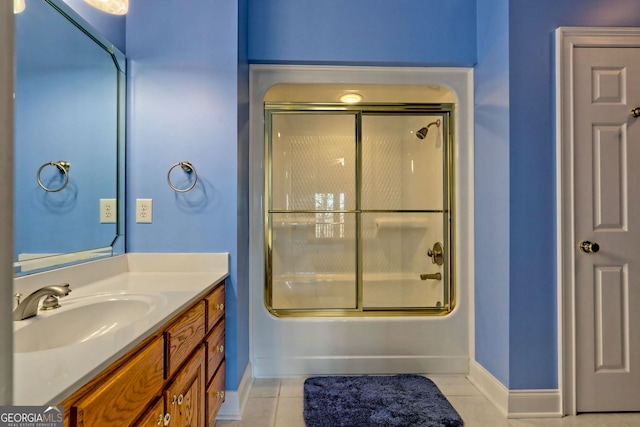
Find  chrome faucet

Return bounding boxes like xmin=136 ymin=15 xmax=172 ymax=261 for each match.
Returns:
xmin=13 ymin=284 xmax=71 ymax=321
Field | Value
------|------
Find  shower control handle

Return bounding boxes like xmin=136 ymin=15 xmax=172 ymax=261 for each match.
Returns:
xmin=579 ymin=240 xmax=600 ymax=254
xmin=427 ymin=242 xmax=444 ymax=265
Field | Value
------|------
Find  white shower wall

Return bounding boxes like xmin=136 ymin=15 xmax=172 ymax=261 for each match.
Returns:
xmin=249 ymin=65 xmax=474 ymax=378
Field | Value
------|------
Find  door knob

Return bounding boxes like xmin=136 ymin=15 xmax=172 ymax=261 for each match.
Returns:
xmin=631 ymin=107 xmax=640 ymax=118
xmin=579 ymin=240 xmax=600 ymax=253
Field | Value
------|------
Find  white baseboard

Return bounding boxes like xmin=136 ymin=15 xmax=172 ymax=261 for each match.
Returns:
xmin=468 ymin=360 xmax=562 ymax=419
xmin=216 ymin=362 xmax=254 ymax=421
xmin=253 ymin=355 xmax=469 ymax=377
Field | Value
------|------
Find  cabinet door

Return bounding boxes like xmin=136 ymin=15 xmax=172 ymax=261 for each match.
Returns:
xmin=134 ymin=397 xmax=168 ymax=426
xmin=164 ymin=346 xmax=205 ymax=427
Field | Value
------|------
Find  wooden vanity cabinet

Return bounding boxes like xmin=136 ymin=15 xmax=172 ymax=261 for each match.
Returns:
xmin=60 ymin=280 xmax=225 ymax=427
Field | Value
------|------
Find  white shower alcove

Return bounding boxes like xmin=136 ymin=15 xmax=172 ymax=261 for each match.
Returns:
xmin=249 ymin=65 xmax=474 ymax=377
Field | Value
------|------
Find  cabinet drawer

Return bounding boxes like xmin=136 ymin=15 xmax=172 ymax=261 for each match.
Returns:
xmin=205 ymin=320 xmax=225 ymax=383
xmin=205 ymin=283 xmax=225 ymax=333
xmin=165 ymin=301 xmax=205 ymax=379
xmin=71 ymin=337 xmax=164 ymax=427
xmin=206 ymin=361 xmax=226 ymax=427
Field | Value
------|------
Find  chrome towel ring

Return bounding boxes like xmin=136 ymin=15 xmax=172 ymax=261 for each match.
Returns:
xmin=37 ymin=161 xmax=70 ymax=192
xmin=167 ymin=161 xmax=198 ymax=192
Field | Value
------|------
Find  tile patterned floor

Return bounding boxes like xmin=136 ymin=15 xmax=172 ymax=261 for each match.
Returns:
xmin=215 ymin=376 xmax=640 ymax=427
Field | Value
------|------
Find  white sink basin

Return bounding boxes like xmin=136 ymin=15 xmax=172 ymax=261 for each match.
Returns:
xmin=14 ymin=293 xmax=163 ymax=353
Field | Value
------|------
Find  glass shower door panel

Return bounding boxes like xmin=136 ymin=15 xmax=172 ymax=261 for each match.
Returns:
xmin=271 ymin=213 xmax=357 ymax=309
xmin=269 ymin=112 xmax=358 ymax=310
xmin=361 ymin=212 xmax=445 ymax=308
xmin=361 ymin=115 xmax=444 ymax=211
xmin=271 ymin=113 xmax=357 ymax=211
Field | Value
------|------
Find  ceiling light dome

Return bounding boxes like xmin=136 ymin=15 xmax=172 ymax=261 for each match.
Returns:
xmin=339 ymin=93 xmax=363 ymax=104
xmin=14 ymin=0 xmax=25 ymax=14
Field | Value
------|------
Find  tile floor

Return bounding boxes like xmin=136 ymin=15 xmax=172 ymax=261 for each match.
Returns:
xmin=215 ymin=376 xmax=640 ymax=427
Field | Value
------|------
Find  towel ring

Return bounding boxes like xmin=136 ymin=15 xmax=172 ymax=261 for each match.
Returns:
xmin=37 ymin=161 xmax=70 ymax=192
xmin=167 ymin=161 xmax=198 ymax=192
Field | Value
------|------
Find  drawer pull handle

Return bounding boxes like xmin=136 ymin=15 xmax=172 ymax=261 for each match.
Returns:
xmin=171 ymin=394 xmax=177 ymax=405
xmin=156 ymin=414 xmax=162 ymax=425
xmin=163 ymin=413 xmax=171 ymax=426
xmin=215 ymin=303 xmax=224 ymax=310
xmin=178 ymin=393 xmax=184 ymax=405
xmin=216 ymin=391 xmax=225 ymax=399
xmin=215 ymin=345 xmax=224 ymax=353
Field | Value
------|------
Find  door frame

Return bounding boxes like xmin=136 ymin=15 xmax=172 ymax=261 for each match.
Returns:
xmin=556 ymin=26 xmax=640 ymax=415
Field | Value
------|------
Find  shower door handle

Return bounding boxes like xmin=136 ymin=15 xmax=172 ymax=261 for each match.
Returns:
xmin=420 ymin=273 xmax=442 ymax=281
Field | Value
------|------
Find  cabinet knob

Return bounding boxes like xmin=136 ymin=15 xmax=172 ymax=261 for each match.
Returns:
xmin=178 ymin=393 xmax=184 ymax=405
xmin=215 ymin=303 xmax=224 ymax=310
xmin=215 ymin=345 xmax=224 ymax=353
xmin=163 ymin=413 xmax=171 ymax=426
xmin=156 ymin=414 xmax=162 ymax=425
xmin=171 ymin=394 xmax=177 ymax=405
xmin=216 ymin=391 xmax=225 ymax=399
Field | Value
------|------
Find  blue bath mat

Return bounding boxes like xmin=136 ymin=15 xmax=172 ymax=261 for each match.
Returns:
xmin=303 ymin=374 xmax=464 ymax=427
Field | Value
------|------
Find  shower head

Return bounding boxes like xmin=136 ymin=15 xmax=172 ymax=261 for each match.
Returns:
xmin=415 ymin=119 xmax=441 ymax=139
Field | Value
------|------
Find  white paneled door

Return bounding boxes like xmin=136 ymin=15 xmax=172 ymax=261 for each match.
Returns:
xmin=573 ymin=45 xmax=640 ymax=412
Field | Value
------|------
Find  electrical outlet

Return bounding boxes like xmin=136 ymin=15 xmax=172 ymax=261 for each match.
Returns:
xmin=136 ymin=198 xmax=153 ymax=223
xmin=100 ymin=198 xmax=117 ymax=223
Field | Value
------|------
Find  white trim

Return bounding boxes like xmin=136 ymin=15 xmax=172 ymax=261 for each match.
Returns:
xmin=468 ymin=361 xmax=562 ymax=419
xmin=468 ymin=361 xmax=509 ymax=418
xmin=555 ymin=26 xmax=640 ymax=416
xmin=216 ymin=362 xmax=254 ymax=421
xmin=253 ymin=355 xmax=469 ymax=378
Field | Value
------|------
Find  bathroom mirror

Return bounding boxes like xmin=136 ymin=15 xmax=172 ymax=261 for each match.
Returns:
xmin=13 ymin=0 xmax=125 ymax=276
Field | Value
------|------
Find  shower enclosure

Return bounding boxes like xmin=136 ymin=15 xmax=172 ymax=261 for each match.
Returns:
xmin=265 ymin=103 xmax=455 ymax=316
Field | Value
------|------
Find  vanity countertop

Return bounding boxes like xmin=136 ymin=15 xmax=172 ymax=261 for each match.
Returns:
xmin=12 ymin=253 xmax=229 ymax=406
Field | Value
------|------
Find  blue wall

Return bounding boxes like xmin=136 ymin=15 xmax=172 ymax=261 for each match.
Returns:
xmin=474 ymin=0 xmax=510 ymax=387
xmin=248 ymin=0 xmax=477 ymax=66
xmin=125 ymin=0 xmax=248 ymax=390
xmin=506 ymin=0 xmax=640 ymax=390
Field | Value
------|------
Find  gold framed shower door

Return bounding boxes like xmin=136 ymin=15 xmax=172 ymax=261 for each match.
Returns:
xmin=264 ymin=103 xmax=456 ymax=317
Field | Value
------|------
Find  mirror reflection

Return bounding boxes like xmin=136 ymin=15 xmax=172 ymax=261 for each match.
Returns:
xmin=14 ymin=0 xmax=125 ymax=276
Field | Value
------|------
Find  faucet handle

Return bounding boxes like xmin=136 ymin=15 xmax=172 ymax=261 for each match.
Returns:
xmin=14 ymin=293 xmax=22 ymax=308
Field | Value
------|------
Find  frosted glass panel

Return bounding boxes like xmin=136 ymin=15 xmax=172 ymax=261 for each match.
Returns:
xmin=271 ymin=114 xmax=356 ymax=211
xmin=271 ymin=213 xmax=357 ymax=309
xmin=361 ymin=115 xmax=444 ymax=211
xmin=362 ymin=212 xmax=445 ymax=308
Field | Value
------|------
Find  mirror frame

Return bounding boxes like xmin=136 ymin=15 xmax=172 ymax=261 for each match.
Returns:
xmin=14 ymin=0 xmax=125 ymax=276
